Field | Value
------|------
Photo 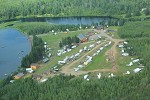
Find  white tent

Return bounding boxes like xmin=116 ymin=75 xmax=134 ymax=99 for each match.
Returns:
xmin=133 ymin=68 xmax=142 ymax=73
xmin=127 ymin=62 xmax=133 ymax=66
xmin=84 ymin=75 xmax=88 ymax=80
xmin=132 ymin=59 xmax=140 ymax=63
xmin=122 ymin=53 xmax=129 ymax=56
xmin=97 ymin=73 xmax=101 ymax=79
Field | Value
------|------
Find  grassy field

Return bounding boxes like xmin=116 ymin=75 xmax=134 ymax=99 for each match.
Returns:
xmin=84 ymin=44 xmax=112 ymax=71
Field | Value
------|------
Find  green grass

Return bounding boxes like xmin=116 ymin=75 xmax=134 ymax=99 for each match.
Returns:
xmin=35 ymin=29 xmax=94 ymax=74
xmin=0 ymin=21 xmax=20 ymax=29
xmin=116 ymin=47 xmax=139 ymax=74
xmin=84 ymin=44 xmax=112 ymax=71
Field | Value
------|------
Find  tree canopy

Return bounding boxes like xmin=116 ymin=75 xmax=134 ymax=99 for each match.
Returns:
xmin=0 ymin=0 xmax=150 ymax=20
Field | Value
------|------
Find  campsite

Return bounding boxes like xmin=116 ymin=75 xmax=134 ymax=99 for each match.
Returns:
xmin=0 ymin=0 xmax=150 ymax=99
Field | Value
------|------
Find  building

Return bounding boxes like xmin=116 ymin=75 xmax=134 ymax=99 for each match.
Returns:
xmin=30 ymin=63 xmax=39 ymax=70
xmin=14 ymin=73 xmax=24 ymax=80
xmin=77 ymin=34 xmax=87 ymax=42
xmin=43 ymin=58 xmax=49 ymax=63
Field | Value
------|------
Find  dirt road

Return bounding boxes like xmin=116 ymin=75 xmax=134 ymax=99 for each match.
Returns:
xmin=94 ymin=29 xmax=124 ymax=71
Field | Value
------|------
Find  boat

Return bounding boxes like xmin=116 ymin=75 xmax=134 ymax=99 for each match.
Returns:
xmin=4 ymin=74 xmax=8 ymax=76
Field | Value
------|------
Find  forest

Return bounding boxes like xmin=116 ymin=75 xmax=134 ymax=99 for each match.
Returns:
xmin=21 ymin=35 xmax=45 ymax=68
xmin=59 ymin=36 xmax=80 ymax=48
xmin=0 ymin=0 xmax=150 ymax=20
xmin=0 ymin=21 xmax=150 ymax=99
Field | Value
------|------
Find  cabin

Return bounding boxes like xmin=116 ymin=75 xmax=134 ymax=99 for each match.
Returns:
xmin=77 ymin=34 xmax=87 ymax=42
xmin=30 ymin=63 xmax=39 ymax=70
xmin=14 ymin=73 xmax=24 ymax=80
xmin=43 ymin=58 xmax=49 ymax=63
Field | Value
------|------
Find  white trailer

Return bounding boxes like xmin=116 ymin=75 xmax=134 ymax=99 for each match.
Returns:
xmin=58 ymin=61 xmax=66 ymax=65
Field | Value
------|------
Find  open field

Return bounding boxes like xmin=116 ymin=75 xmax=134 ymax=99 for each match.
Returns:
xmin=84 ymin=44 xmax=112 ymax=70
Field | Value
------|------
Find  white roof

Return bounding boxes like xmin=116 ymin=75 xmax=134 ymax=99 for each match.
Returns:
xmin=132 ymin=59 xmax=140 ymax=63
xmin=26 ymin=68 xmax=32 ymax=71
xmin=122 ymin=53 xmax=129 ymax=56
xmin=97 ymin=73 xmax=101 ymax=79
xmin=133 ymin=68 xmax=142 ymax=73
xmin=40 ymin=78 xmax=48 ymax=83
xmin=126 ymin=71 xmax=130 ymax=74
xmin=84 ymin=75 xmax=88 ymax=79
xmin=86 ymin=78 xmax=90 ymax=81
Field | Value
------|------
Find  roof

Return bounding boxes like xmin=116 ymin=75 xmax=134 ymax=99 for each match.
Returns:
xmin=31 ymin=63 xmax=38 ymax=66
xmin=43 ymin=58 xmax=49 ymax=63
xmin=77 ymin=34 xmax=87 ymax=40
xmin=15 ymin=73 xmax=24 ymax=78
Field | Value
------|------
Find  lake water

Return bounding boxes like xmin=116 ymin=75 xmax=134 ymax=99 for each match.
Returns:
xmin=0 ymin=28 xmax=31 ymax=79
xmin=20 ymin=17 xmax=110 ymax=25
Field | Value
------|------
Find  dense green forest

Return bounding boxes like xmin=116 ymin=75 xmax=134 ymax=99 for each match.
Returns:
xmin=21 ymin=35 xmax=45 ymax=68
xmin=0 ymin=0 xmax=150 ymax=20
xmin=0 ymin=21 xmax=150 ymax=99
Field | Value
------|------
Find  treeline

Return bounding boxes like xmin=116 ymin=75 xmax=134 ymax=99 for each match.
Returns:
xmin=21 ymin=35 xmax=45 ymax=68
xmin=118 ymin=21 xmax=150 ymax=38
xmin=59 ymin=36 xmax=80 ymax=48
xmin=118 ymin=21 xmax=150 ymax=69
xmin=0 ymin=0 xmax=150 ymax=20
xmin=0 ymin=73 xmax=149 ymax=100
xmin=15 ymin=18 xmax=150 ymax=35
xmin=15 ymin=22 xmax=84 ymax=35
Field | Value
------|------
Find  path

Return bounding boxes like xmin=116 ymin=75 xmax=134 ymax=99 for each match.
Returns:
xmin=94 ymin=29 xmax=124 ymax=71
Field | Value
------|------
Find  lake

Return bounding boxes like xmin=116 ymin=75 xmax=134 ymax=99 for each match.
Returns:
xmin=20 ymin=16 xmax=110 ymax=25
xmin=0 ymin=16 xmax=110 ymax=25
xmin=0 ymin=28 xmax=31 ymax=79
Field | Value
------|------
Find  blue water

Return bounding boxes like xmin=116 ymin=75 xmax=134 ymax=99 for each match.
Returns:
xmin=46 ymin=17 xmax=109 ymax=25
xmin=0 ymin=28 xmax=31 ymax=79
xmin=20 ymin=17 xmax=109 ymax=25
